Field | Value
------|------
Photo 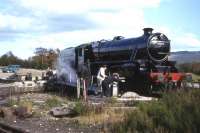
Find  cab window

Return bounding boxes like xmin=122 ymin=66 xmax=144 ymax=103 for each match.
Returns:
xmin=78 ymin=48 xmax=82 ymax=56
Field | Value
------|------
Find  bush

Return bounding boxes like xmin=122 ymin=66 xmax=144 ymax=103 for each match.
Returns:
xmin=45 ymin=96 xmax=62 ymax=108
xmin=111 ymin=89 xmax=200 ymax=133
xmin=74 ymin=102 xmax=87 ymax=115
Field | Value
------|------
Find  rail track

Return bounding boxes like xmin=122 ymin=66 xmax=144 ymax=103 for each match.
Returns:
xmin=0 ymin=122 xmax=27 ymax=133
xmin=0 ymin=81 xmax=199 ymax=103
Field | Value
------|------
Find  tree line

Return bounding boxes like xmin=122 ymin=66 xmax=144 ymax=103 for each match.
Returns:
xmin=1 ymin=48 xmax=199 ymax=73
xmin=0 ymin=47 xmax=60 ymax=70
xmin=178 ymin=62 xmax=200 ymax=75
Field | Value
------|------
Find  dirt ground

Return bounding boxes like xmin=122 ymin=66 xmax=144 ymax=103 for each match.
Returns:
xmin=0 ymin=80 xmax=121 ymax=133
xmin=0 ymin=68 xmax=46 ymax=79
xmin=0 ymin=84 xmax=140 ymax=133
xmin=0 ymin=65 xmax=101 ymax=133
xmin=0 ymin=92 xmax=104 ymax=133
xmin=16 ymin=68 xmax=46 ymax=77
xmin=0 ymin=117 xmax=101 ymax=133
xmin=0 ymin=69 xmax=153 ymax=133
xmin=0 ymin=72 xmax=13 ymax=79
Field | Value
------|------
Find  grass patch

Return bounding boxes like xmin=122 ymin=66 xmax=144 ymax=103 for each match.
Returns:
xmin=76 ymin=106 xmax=125 ymax=126
xmin=7 ymin=98 xmax=19 ymax=107
xmin=74 ymin=102 xmax=104 ymax=116
xmin=45 ymin=96 xmax=62 ymax=109
xmin=192 ymin=73 xmax=200 ymax=82
xmin=108 ymin=97 xmax=117 ymax=104
xmin=7 ymin=98 xmax=33 ymax=117
xmin=8 ymin=98 xmax=33 ymax=108
xmin=111 ymin=89 xmax=200 ymax=133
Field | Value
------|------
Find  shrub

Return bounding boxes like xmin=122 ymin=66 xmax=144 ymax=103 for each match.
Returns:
xmin=45 ymin=96 xmax=62 ymax=108
xmin=111 ymin=89 xmax=200 ymax=133
xmin=74 ymin=102 xmax=87 ymax=115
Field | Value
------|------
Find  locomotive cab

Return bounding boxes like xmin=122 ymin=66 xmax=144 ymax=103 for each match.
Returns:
xmin=75 ymin=44 xmax=92 ymax=69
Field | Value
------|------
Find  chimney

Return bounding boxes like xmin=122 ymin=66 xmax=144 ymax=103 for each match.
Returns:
xmin=143 ymin=28 xmax=153 ymax=35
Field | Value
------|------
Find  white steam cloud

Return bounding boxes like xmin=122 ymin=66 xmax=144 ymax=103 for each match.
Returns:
xmin=56 ymin=48 xmax=77 ymax=85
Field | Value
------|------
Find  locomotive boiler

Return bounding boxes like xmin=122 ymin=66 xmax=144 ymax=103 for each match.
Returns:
xmin=56 ymin=28 xmax=183 ymax=94
xmin=91 ymin=28 xmax=170 ymax=63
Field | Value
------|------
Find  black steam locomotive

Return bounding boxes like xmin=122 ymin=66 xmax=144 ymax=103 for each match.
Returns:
xmin=57 ymin=28 xmax=181 ymax=94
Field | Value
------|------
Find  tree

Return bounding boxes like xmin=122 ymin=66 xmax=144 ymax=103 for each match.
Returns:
xmin=34 ymin=47 xmax=48 ymax=65
xmin=0 ymin=48 xmax=59 ymax=70
xmin=0 ymin=51 xmax=24 ymax=66
xmin=33 ymin=47 xmax=59 ymax=69
xmin=46 ymin=48 xmax=59 ymax=69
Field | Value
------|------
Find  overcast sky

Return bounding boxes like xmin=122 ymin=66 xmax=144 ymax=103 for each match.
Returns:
xmin=0 ymin=0 xmax=200 ymax=59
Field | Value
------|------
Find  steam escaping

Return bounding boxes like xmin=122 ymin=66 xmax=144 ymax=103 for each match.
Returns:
xmin=56 ymin=47 xmax=77 ymax=86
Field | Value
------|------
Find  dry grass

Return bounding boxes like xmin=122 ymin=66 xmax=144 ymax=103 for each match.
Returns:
xmin=6 ymin=93 xmax=133 ymax=128
xmin=192 ymin=73 xmax=200 ymax=81
xmin=77 ymin=107 xmax=126 ymax=125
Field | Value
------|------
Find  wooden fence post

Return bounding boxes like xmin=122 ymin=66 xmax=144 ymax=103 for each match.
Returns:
xmin=77 ymin=77 xmax=80 ymax=99
xmin=83 ymin=79 xmax=87 ymax=102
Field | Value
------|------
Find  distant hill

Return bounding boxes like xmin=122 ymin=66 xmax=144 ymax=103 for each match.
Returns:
xmin=169 ymin=51 xmax=200 ymax=64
